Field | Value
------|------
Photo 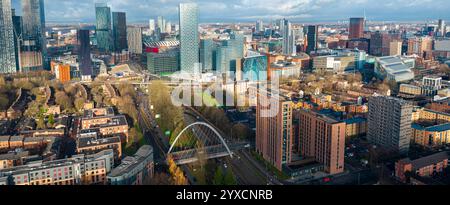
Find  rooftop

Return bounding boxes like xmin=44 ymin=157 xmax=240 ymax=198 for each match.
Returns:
xmin=400 ymin=152 xmax=449 ymax=170
xmin=77 ymin=136 xmax=121 ymax=148
xmin=108 ymin=145 xmax=153 ymax=177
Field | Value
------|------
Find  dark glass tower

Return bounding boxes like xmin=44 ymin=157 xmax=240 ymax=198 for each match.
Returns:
xmin=78 ymin=29 xmax=92 ymax=77
xmin=112 ymin=12 xmax=127 ymax=52
xmin=95 ymin=3 xmax=112 ymax=52
xmin=21 ymin=0 xmax=46 ymax=71
xmin=306 ymin=25 xmax=319 ymax=54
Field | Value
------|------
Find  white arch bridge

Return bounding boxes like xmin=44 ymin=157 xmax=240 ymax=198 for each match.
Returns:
xmin=167 ymin=122 xmax=249 ymax=165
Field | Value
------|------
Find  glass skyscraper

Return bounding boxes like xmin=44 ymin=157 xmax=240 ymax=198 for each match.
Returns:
xmin=179 ymin=3 xmax=199 ymax=74
xmin=21 ymin=0 xmax=46 ymax=71
xmin=78 ymin=29 xmax=92 ymax=79
xmin=242 ymin=54 xmax=268 ymax=82
xmin=0 ymin=0 xmax=17 ymax=73
xmin=306 ymin=25 xmax=319 ymax=54
xmin=200 ymin=39 xmax=215 ymax=72
xmin=282 ymin=19 xmax=296 ymax=56
xmin=112 ymin=12 xmax=127 ymax=52
xmin=96 ymin=3 xmax=112 ymax=52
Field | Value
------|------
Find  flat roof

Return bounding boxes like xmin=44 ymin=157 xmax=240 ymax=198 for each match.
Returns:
xmin=108 ymin=145 xmax=153 ymax=177
xmin=0 ymin=151 xmax=29 ymax=160
xmin=78 ymin=136 xmax=121 ymax=148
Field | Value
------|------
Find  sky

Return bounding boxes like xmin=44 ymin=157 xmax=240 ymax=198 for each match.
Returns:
xmin=11 ymin=0 xmax=450 ymax=23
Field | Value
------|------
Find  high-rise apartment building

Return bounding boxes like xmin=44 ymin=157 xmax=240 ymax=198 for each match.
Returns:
xmin=95 ymin=3 xmax=112 ymax=52
xmin=407 ymin=36 xmax=433 ymax=56
xmin=256 ymin=90 xmax=293 ymax=171
xmin=438 ymin=19 xmax=446 ymax=37
xmin=256 ymin=20 xmax=264 ymax=32
xmin=21 ymin=0 xmax=46 ymax=71
xmin=298 ymin=109 xmax=346 ymax=174
xmin=349 ymin=18 xmax=364 ymax=39
xmin=179 ymin=3 xmax=199 ymax=74
xmin=282 ymin=19 xmax=296 ymax=56
xmin=127 ymin=26 xmax=142 ymax=54
xmin=306 ymin=25 xmax=319 ymax=54
xmin=0 ymin=0 xmax=17 ymax=73
xmin=112 ymin=12 xmax=127 ymax=52
xmin=368 ymin=96 xmax=413 ymax=154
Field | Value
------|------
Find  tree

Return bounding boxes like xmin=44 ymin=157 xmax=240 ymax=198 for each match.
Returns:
xmin=47 ymin=114 xmax=55 ymax=127
xmin=74 ymin=98 xmax=85 ymax=112
xmin=55 ymin=91 xmax=73 ymax=110
xmin=0 ymin=95 xmax=9 ymax=110
xmin=36 ymin=115 xmax=46 ymax=130
xmin=232 ymin=123 xmax=249 ymax=140
xmin=213 ymin=167 xmax=224 ymax=185
xmin=223 ymin=169 xmax=237 ymax=185
xmin=438 ymin=64 xmax=450 ymax=74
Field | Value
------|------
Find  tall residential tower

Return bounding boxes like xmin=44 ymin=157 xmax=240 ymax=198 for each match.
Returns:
xmin=0 ymin=0 xmax=17 ymax=73
xmin=179 ymin=3 xmax=199 ymax=74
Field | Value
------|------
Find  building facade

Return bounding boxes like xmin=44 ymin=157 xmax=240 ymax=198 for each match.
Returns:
xmin=127 ymin=26 xmax=142 ymax=54
xmin=112 ymin=12 xmax=127 ymax=52
xmin=95 ymin=3 xmax=112 ymax=52
xmin=0 ymin=0 xmax=17 ymax=73
xmin=179 ymin=3 xmax=199 ymax=74
xmin=298 ymin=109 xmax=346 ymax=174
xmin=368 ymin=96 xmax=413 ymax=154
xmin=349 ymin=18 xmax=364 ymax=39
xmin=256 ymin=91 xmax=293 ymax=171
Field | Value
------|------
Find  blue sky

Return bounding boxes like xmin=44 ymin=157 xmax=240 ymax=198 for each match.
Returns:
xmin=12 ymin=0 xmax=450 ymax=23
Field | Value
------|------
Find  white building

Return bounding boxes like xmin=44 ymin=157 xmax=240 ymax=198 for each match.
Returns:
xmin=374 ymin=56 xmax=415 ymax=82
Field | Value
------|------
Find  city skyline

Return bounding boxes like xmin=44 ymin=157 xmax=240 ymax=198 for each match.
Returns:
xmin=11 ymin=0 xmax=450 ymax=24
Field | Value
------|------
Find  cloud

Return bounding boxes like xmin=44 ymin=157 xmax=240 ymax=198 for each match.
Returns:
xmin=11 ymin=0 xmax=450 ymax=23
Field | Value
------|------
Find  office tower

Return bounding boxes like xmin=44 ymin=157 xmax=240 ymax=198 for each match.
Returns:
xmin=241 ymin=54 xmax=268 ymax=81
xmin=157 ymin=16 xmax=164 ymax=32
xmin=349 ymin=17 xmax=364 ymax=39
xmin=12 ymin=8 xmax=22 ymax=72
xmin=438 ymin=19 xmax=446 ymax=37
xmin=368 ymin=96 xmax=413 ymax=154
xmin=165 ymin=21 xmax=172 ymax=33
xmin=256 ymin=19 xmax=264 ymax=32
xmin=281 ymin=19 xmax=296 ymax=56
xmin=78 ymin=30 xmax=92 ymax=80
xmin=112 ymin=12 xmax=127 ymax=52
xmin=95 ymin=3 xmax=112 ymax=52
xmin=0 ymin=0 xmax=17 ymax=73
xmin=389 ymin=41 xmax=402 ymax=56
xmin=21 ymin=0 xmax=46 ymax=71
xmin=127 ymin=26 xmax=142 ymax=54
xmin=306 ymin=25 xmax=319 ymax=54
xmin=200 ymin=39 xmax=215 ymax=72
xmin=179 ymin=3 xmax=199 ymax=74
xmin=256 ymin=91 xmax=293 ymax=171
xmin=298 ymin=109 xmax=346 ymax=174
xmin=407 ymin=36 xmax=433 ymax=56
xmin=147 ymin=51 xmax=179 ymax=75
xmin=370 ymin=31 xmax=401 ymax=56
xmin=149 ymin=19 xmax=155 ymax=35
xmin=215 ymin=46 xmax=231 ymax=74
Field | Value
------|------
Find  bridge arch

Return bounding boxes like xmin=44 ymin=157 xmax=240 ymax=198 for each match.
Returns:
xmin=168 ymin=122 xmax=233 ymax=158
